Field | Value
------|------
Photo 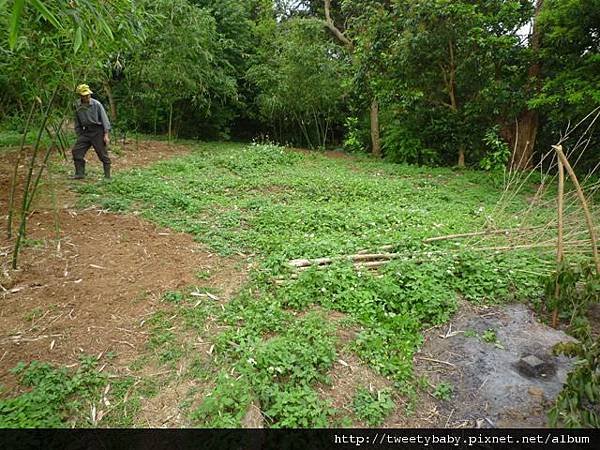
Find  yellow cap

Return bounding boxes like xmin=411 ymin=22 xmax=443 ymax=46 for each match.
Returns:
xmin=76 ymin=84 xmax=93 ymax=96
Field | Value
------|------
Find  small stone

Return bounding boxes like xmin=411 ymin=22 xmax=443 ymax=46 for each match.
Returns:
xmin=516 ymin=354 xmax=554 ymax=378
xmin=522 ymin=355 xmax=544 ymax=369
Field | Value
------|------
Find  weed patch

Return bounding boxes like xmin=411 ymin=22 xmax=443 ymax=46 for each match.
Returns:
xmin=0 ymin=357 xmax=106 ymax=427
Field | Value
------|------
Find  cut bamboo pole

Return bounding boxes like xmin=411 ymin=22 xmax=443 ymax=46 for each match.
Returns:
xmin=552 ymin=144 xmax=600 ymax=274
xmin=423 ymin=227 xmax=542 ymax=243
xmin=553 ymin=159 xmax=565 ymax=327
xmin=471 ymin=240 xmax=594 ymax=253
xmin=288 ymin=252 xmax=403 ymax=268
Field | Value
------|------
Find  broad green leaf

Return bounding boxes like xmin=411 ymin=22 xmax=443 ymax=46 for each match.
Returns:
xmin=73 ymin=26 xmax=82 ymax=53
xmin=30 ymin=0 xmax=61 ymax=30
xmin=8 ymin=0 xmax=25 ymax=50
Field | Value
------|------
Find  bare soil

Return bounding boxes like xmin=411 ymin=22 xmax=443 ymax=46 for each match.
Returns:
xmin=0 ymin=141 xmax=245 ymax=403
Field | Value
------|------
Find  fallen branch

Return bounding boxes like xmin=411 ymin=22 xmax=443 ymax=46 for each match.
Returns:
xmin=416 ymin=356 xmax=456 ymax=368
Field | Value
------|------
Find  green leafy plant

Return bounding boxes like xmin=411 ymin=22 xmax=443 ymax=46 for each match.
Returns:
xmin=0 ymin=357 xmax=106 ymax=427
xmin=482 ymin=329 xmax=498 ymax=344
xmin=480 ymin=126 xmax=511 ymax=171
xmin=546 ymin=261 xmax=600 ymax=428
xmin=264 ymin=384 xmax=335 ymax=428
xmin=351 ymin=387 xmax=395 ymax=426
xmin=191 ymin=372 xmax=253 ymax=427
xmin=432 ymin=382 xmax=454 ymax=401
xmin=549 ymin=339 xmax=600 ymax=428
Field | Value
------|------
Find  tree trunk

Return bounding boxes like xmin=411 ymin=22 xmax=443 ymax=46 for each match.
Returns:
xmin=511 ymin=109 xmax=537 ymax=169
xmin=103 ymin=81 xmax=117 ymax=122
xmin=168 ymin=103 xmax=173 ymax=143
xmin=323 ymin=0 xmax=381 ymax=157
xmin=457 ymin=145 xmax=465 ymax=167
xmin=370 ymin=99 xmax=381 ymax=157
xmin=511 ymin=0 xmax=543 ymax=170
xmin=446 ymin=39 xmax=464 ymax=167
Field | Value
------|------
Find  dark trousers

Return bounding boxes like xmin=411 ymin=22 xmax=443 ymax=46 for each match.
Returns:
xmin=72 ymin=126 xmax=110 ymax=174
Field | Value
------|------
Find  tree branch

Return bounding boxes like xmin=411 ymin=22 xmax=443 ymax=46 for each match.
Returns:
xmin=324 ymin=0 xmax=354 ymax=51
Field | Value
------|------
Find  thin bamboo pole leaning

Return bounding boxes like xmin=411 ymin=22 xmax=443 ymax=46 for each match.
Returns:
xmin=553 ymin=158 xmax=565 ymax=327
xmin=552 ymin=144 xmax=600 ymax=274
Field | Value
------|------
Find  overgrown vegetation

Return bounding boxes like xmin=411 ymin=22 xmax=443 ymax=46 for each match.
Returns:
xmin=72 ymin=142 xmax=553 ymax=426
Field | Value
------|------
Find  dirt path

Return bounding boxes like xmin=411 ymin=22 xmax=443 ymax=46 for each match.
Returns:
xmin=0 ymin=141 xmax=246 ymax=400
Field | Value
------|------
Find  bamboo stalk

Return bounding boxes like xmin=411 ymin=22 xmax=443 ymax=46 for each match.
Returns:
xmin=423 ymin=227 xmax=542 ymax=243
xmin=288 ymin=252 xmax=403 ymax=268
xmin=471 ymin=240 xmax=594 ymax=253
xmin=552 ymin=144 xmax=600 ymax=274
xmin=7 ymin=100 xmax=38 ymax=239
xmin=25 ymin=133 xmax=58 ymax=212
xmin=12 ymin=87 xmax=58 ymax=270
xmin=553 ymin=159 xmax=565 ymax=328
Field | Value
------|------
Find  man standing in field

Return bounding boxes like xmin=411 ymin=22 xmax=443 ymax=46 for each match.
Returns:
xmin=72 ymin=84 xmax=112 ymax=179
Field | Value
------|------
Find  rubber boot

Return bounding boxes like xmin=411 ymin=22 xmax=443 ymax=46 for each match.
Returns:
xmin=103 ymin=164 xmax=111 ymax=179
xmin=72 ymin=160 xmax=85 ymax=179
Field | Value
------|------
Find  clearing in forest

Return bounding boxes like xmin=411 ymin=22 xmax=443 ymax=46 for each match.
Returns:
xmin=0 ymin=139 xmax=576 ymax=427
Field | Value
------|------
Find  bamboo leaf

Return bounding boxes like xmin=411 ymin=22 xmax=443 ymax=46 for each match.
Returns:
xmin=99 ymin=17 xmax=114 ymax=40
xmin=29 ymin=0 xmax=62 ymax=29
xmin=73 ymin=26 xmax=82 ymax=53
xmin=9 ymin=0 xmax=25 ymax=50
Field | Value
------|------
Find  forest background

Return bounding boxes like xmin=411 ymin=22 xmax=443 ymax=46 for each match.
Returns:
xmin=1 ymin=0 xmax=598 ymax=171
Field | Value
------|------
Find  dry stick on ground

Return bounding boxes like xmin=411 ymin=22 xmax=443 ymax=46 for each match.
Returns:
xmin=7 ymin=100 xmax=38 ymax=239
xmin=552 ymin=144 xmax=600 ymax=274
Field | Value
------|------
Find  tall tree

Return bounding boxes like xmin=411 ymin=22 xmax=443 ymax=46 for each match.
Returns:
xmin=368 ymin=0 xmax=531 ymax=166
xmin=511 ymin=0 xmax=544 ymax=170
xmin=322 ymin=0 xmax=382 ymax=156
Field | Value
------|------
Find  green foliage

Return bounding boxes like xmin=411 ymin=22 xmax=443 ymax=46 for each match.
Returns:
xmin=343 ymin=117 xmax=368 ymax=153
xmin=264 ymin=384 xmax=334 ymax=428
xmin=162 ymin=291 xmax=185 ymax=304
xmin=0 ymin=357 xmax=106 ymax=427
xmin=550 ymin=338 xmax=600 ymax=427
xmin=191 ymin=372 xmax=253 ymax=427
xmin=195 ymin=310 xmax=337 ymax=427
xmin=545 ymin=260 xmax=600 ymax=427
xmin=351 ymin=387 xmax=395 ymax=426
xmin=432 ymin=382 xmax=454 ymax=401
xmin=247 ymin=17 xmax=350 ymax=147
xmin=381 ymin=120 xmax=438 ymax=166
xmin=533 ymin=0 xmax=600 ymax=171
xmin=345 ymin=0 xmax=532 ymax=165
xmin=544 ymin=261 xmax=600 ymax=339
xmin=480 ymin=126 xmax=511 ymax=171
xmin=124 ymin=0 xmax=238 ymax=137
xmin=481 ymin=329 xmax=498 ymax=344
xmin=78 ymin=142 xmax=549 ymax=398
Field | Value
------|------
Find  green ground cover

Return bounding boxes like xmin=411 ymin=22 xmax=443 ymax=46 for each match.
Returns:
xmin=2 ymin=141 xmax=557 ymax=427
